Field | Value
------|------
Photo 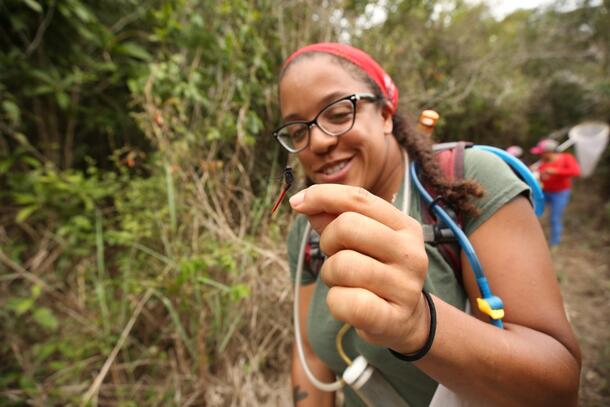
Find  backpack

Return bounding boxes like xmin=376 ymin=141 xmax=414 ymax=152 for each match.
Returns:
xmin=304 ymin=142 xmax=469 ymax=283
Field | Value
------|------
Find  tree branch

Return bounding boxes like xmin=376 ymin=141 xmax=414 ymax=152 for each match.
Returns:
xmin=25 ymin=1 xmax=56 ymax=57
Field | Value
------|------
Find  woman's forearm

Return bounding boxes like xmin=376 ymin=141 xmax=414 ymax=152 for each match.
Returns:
xmin=291 ymin=344 xmax=335 ymax=407
xmin=414 ymin=297 xmax=580 ymax=407
xmin=411 ymin=197 xmax=581 ymax=406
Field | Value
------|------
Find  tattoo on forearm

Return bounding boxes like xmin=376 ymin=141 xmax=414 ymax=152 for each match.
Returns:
xmin=293 ymin=385 xmax=309 ymax=404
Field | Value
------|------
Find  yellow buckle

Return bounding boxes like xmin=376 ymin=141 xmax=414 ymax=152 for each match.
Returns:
xmin=477 ymin=298 xmax=505 ymax=320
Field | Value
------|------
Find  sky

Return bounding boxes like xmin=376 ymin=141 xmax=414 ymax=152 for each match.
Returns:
xmin=363 ymin=0 xmax=598 ymax=27
xmin=481 ymin=0 xmax=598 ymax=19
xmin=354 ymin=0 xmax=599 ymax=41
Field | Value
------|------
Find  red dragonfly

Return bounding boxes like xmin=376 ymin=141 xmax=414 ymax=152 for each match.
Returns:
xmin=271 ymin=166 xmax=294 ymax=214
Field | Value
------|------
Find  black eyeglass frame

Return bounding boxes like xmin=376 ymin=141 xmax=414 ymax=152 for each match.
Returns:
xmin=272 ymin=92 xmax=379 ymax=153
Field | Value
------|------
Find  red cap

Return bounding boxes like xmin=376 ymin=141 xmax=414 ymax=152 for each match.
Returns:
xmin=530 ymin=139 xmax=558 ymax=154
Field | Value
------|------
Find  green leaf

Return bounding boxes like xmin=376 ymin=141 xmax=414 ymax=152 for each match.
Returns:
xmin=31 ymin=284 xmax=42 ymax=299
xmin=56 ymin=92 xmax=70 ymax=110
xmin=206 ymin=127 xmax=221 ymax=141
xmin=13 ymin=192 xmax=37 ymax=205
xmin=116 ymin=43 xmax=152 ymax=61
xmin=22 ymin=156 xmax=41 ymax=168
xmin=13 ymin=132 xmax=30 ymax=147
xmin=31 ymin=85 xmax=54 ymax=95
xmin=33 ymin=307 xmax=59 ymax=331
xmin=16 ymin=205 xmax=38 ymax=223
xmin=23 ymin=0 xmax=43 ymax=13
xmin=29 ymin=69 xmax=55 ymax=84
xmin=7 ymin=297 xmax=35 ymax=315
xmin=49 ymin=360 xmax=66 ymax=370
xmin=72 ymin=215 xmax=92 ymax=229
xmin=229 ymin=283 xmax=250 ymax=301
xmin=2 ymin=100 xmax=21 ymax=125
xmin=0 ymin=157 xmax=15 ymax=174
xmin=72 ymin=2 xmax=92 ymax=22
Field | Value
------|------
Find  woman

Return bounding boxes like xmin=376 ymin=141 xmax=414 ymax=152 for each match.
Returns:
xmin=530 ymin=139 xmax=581 ymax=247
xmin=275 ymin=43 xmax=580 ymax=406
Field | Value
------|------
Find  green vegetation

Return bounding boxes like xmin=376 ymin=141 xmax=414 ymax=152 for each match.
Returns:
xmin=1 ymin=0 xmax=609 ymax=404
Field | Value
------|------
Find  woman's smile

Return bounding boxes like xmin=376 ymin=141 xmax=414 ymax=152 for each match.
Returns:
xmin=315 ymin=156 xmax=354 ymax=183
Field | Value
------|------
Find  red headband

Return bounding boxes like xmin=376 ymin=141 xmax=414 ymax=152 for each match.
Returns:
xmin=284 ymin=42 xmax=398 ymax=114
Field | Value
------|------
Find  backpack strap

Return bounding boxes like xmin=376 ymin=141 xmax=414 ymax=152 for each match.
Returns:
xmin=304 ymin=228 xmax=325 ymax=278
xmin=421 ymin=141 xmax=472 ymax=284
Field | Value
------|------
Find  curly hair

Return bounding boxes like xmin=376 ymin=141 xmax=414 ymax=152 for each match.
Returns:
xmin=391 ymin=112 xmax=483 ymax=217
xmin=280 ymin=53 xmax=484 ymax=217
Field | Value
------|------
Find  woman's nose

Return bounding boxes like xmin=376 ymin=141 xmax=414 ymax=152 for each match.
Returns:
xmin=309 ymin=124 xmax=338 ymax=154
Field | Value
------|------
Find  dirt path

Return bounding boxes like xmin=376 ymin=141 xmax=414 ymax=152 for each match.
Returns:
xmin=551 ymin=182 xmax=610 ymax=407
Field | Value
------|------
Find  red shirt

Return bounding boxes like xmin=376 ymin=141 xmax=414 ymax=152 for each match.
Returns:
xmin=539 ymin=153 xmax=580 ymax=192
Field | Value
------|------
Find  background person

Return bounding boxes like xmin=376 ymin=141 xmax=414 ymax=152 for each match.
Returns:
xmin=530 ymin=139 xmax=581 ymax=247
xmin=276 ymin=43 xmax=580 ymax=407
xmin=506 ymin=145 xmax=523 ymax=159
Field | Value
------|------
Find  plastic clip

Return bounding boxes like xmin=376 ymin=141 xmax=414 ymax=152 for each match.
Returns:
xmin=427 ymin=196 xmax=446 ymax=221
xmin=428 ymin=195 xmax=446 ymax=211
xmin=476 ymin=296 xmax=505 ymax=320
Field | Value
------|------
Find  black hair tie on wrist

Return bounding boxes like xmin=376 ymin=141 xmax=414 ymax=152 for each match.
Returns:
xmin=389 ymin=290 xmax=437 ymax=362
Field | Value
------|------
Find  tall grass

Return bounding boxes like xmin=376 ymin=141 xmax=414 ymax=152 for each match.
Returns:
xmin=0 ymin=146 xmax=294 ymax=406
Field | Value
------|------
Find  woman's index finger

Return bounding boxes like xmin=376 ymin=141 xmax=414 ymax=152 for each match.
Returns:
xmin=288 ymin=184 xmax=414 ymax=232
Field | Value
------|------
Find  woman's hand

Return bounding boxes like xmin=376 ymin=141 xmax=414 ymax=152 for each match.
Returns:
xmin=289 ymin=184 xmax=431 ymax=354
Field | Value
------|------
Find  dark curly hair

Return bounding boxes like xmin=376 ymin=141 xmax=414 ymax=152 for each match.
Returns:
xmin=280 ymin=53 xmax=484 ymax=217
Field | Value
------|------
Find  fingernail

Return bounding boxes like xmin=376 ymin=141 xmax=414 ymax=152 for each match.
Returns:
xmin=289 ymin=190 xmax=305 ymax=208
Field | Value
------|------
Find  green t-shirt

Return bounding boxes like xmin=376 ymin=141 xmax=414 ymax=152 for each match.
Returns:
xmin=287 ymin=149 xmax=530 ymax=407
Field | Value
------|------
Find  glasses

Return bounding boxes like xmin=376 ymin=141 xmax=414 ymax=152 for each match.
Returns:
xmin=273 ymin=93 xmax=378 ymax=153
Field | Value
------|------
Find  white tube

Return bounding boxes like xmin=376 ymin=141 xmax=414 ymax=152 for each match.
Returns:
xmin=294 ymin=221 xmax=343 ymax=392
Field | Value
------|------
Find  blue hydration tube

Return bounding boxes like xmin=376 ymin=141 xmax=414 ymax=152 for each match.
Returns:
xmin=409 ymin=145 xmax=543 ymax=328
xmin=473 ymin=145 xmax=544 ymax=217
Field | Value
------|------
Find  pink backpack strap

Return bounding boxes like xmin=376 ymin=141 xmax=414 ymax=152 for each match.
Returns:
xmin=304 ymin=229 xmax=324 ymax=277
xmin=421 ymin=141 xmax=471 ymax=284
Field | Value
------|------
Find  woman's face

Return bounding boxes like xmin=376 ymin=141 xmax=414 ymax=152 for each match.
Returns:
xmin=541 ymin=151 xmax=557 ymax=162
xmin=278 ymin=55 xmax=395 ymax=193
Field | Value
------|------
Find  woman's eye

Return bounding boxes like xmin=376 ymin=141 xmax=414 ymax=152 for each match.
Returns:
xmin=324 ymin=109 xmax=352 ymax=123
xmin=291 ymin=127 xmax=307 ymax=141
xmin=334 ymin=112 xmax=351 ymax=121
